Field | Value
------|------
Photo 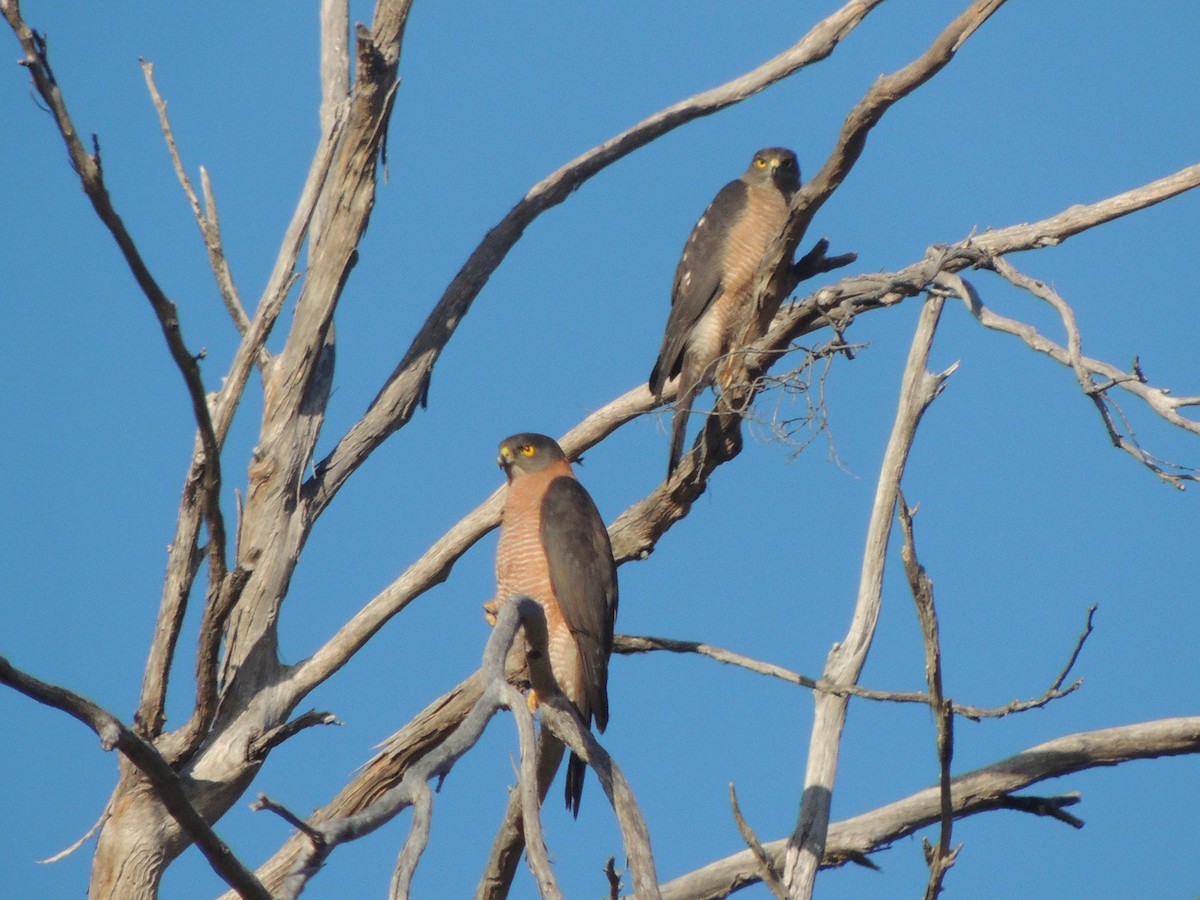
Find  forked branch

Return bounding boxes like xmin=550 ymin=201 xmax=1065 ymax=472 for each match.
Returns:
xmin=141 ymin=60 xmax=252 ymax=341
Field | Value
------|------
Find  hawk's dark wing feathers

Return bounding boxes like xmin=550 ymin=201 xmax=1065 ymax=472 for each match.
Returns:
xmin=541 ymin=475 xmax=618 ymax=731
xmin=648 ymin=178 xmax=749 ymax=395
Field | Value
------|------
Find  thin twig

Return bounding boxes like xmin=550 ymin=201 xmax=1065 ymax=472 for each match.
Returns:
xmin=140 ymin=60 xmax=252 ymax=338
xmin=898 ymin=494 xmax=961 ymax=899
xmin=253 ymin=795 xmax=326 ymax=843
xmin=729 ymin=784 xmax=787 ymax=899
xmin=999 ymin=792 xmax=1084 ymax=829
xmin=36 ymin=799 xmax=112 ymax=864
xmin=616 ymin=628 xmax=1088 ymax=720
xmin=1047 ymin=605 xmax=1096 ymax=693
xmin=605 ymin=857 xmax=623 ymax=900
xmin=247 ymin=709 xmax=342 ymax=761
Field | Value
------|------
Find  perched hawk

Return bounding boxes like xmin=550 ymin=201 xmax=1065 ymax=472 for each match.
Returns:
xmin=489 ymin=433 xmax=618 ymax=815
xmin=649 ymin=147 xmax=801 ymax=475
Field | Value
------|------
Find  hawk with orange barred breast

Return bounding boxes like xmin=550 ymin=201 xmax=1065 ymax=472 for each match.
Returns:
xmin=489 ymin=432 xmax=618 ymax=816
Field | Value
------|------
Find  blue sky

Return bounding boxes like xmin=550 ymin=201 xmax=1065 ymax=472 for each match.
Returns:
xmin=3 ymin=2 xmax=1198 ymax=898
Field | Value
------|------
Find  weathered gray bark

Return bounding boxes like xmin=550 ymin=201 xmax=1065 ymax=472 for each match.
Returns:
xmin=81 ymin=3 xmax=414 ymax=895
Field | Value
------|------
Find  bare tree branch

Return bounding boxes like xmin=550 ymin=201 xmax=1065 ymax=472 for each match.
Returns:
xmin=36 ymin=799 xmax=112 ymax=864
xmin=475 ymin=709 xmax=569 ymax=900
xmin=998 ymin=793 xmax=1083 ymax=829
xmin=898 ymin=495 xmax=961 ymax=899
xmin=1 ymin=5 xmax=224 ymax=506
xmin=141 ymin=60 xmax=252 ymax=340
xmin=768 ymin=162 xmax=1200 ymax=355
xmin=315 ymin=0 xmax=350 ymax=248
xmin=965 ymin=259 xmax=1200 ymax=486
xmin=0 ymin=655 xmax=269 ymax=900
xmin=614 ymin=627 xmax=1087 ymax=720
xmin=246 ymin=709 xmax=342 ymax=762
xmin=212 ymin=2 xmax=414 ymax=712
xmin=2 ymin=2 xmax=243 ymax=750
xmin=538 ymin=695 xmax=661 ymax=899
xmin=655 ymin=718 xmax=1200 ymax=899
xmin=782 ymin=294 xmax=956 ymax=897
xmin=606 ymin=857 xmax=623 ymax=900
xmin=729 ymin=784 xmax=786 ymax=899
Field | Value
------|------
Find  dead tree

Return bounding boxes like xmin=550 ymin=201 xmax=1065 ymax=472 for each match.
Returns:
xmin=2 ymin=1 xmax=1198 ymax=898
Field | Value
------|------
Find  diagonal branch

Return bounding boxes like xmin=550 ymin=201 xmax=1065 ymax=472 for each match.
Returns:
xmin=782 ymin=0 xmax=1009 ymax=249
xmin=729 ymin=784 xmax=787 ymax=899
xmin=613 ymin=629 xmax=1086 ymax=720
xmin=768 ymin=162 xmax=1200 ymax=352
xmin=538 ymin=693 xmax=661 ymax=899
xmin=0 ymin=655 xmax=270 ymax=900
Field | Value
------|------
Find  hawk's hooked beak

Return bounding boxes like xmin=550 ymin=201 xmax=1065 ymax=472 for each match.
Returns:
xmin=497 ymin=446 xmax=514 ymax=470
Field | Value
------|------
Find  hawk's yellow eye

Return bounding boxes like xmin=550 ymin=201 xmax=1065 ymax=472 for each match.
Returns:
xmin=520 ymin=445 xmax=536 ymax=457
xmin=754 ymin=157 xmax=767 ymax=168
